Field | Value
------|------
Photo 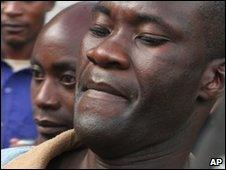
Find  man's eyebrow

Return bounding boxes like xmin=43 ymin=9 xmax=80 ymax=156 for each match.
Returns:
xmin=92 ymin=4 xmax=111 ymax=16
xmin=136 ymin=13 xmax=175 ymax=34
xmin=136 ymin=13 xmax=163 ymax=24
xmin=31 ymin=58 xmax=75 ymax=70
xmin=135 ymin=13 xmax=182 ymax=38
xmin=52 ymin=60 xmax=76 ymax=70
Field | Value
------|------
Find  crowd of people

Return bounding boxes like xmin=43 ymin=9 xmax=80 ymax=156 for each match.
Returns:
xmin=1 ymin=1 xmax=225 ymax=169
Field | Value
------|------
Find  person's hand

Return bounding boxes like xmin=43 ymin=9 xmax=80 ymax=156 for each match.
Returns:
xmin=10 ymin=138 xmax=35 ymax=147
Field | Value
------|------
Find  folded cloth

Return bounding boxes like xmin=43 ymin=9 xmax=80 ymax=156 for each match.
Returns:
xmin=3 ymin=129 xmax=79 ymax=169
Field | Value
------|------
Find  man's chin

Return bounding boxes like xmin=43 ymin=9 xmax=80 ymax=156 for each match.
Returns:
xmin=74 ymin=115 xmax=113 ymax=152
xmin=74 ymin=113 xmax=135 ymax=159
xmin=74 ymin=91 xmax=136 ymax=155
xmin=74 ymin=93 xmax=129 ymax=140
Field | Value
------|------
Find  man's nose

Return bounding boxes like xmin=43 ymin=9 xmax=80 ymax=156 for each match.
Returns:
xmin=3 ymin=2 xmax=23 ymax=17
xmin=86 ymin=39 xmax=130 ymax=70
xmin=34 ymin=79 xmax=61 ymax=110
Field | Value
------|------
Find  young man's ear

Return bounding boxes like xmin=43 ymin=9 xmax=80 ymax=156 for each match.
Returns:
xmin=45 ymin=2 xmax=55 ymax=12
xmin=197 ymin=58 xmax=225 ymax=101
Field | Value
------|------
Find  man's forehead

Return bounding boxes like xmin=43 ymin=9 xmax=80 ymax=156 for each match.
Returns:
xmin=41 ymin=22 xmax=66 ymax=43
xmin=34 ymin=23 xmax=74 ymax=57
xmin=96 ymin=1 xmax=205 ymax=37
xmin=38 ymin=19 xmax=77 ymax=47
xmin=99 ymin=1 xmax=204 ymax=14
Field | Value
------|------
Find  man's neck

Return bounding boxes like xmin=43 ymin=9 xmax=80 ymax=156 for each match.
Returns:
xmin=48 ymin=137 xmax=191 ymax=169
xmin=89 ymin=150 xmax=190 ymax=169
xmin=80 ymin=115 xmax=194 ymax=169
xmin=62 ymin=118 xmax=197 ymax=169
xmin=2 ymin=41 xmax=35 ymax=60
xmin=55 ymin=105 xmax=213 ymax=169
xmin=93 ymin=131 xmax=193 ymax=169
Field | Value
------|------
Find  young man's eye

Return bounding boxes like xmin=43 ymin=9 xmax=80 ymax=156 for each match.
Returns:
xmin=31 ymin=65 xmax=44 ymax=81
xmin=89 ymin=25 xmax=110 ymax=38
xmin=60 ymin=71 xmax=76 ymax=86
xmin=136 ymin=34 xmax=169 ymax=47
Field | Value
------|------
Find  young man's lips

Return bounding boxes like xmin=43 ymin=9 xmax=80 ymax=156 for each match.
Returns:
xmin=35 ymin=119 xmax=68 ymax=136
xmin=35 ymin=119 xmax=65 ymax=128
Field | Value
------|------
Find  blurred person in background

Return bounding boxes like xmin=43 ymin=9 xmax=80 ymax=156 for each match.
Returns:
xmin=1 ymin=1 xmax=55 ymax=148
xmin=191 ymin=95 xmax=225 ymax=169
xmin=9 ymin=1 xmax=94 ymax=147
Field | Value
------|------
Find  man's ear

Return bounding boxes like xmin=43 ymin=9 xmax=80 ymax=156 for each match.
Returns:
xmin=197 ymin=59 xmax=225 ymax=101
xmin=45 ymin=2 xmax=55 ymax=12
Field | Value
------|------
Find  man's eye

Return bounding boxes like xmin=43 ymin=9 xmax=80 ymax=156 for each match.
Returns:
xmin=31 ymin=65 xmax=44 ymax=81
xmin=137 ymin=34 xmax=169 ymax=47
xmin=60 ymin=71 xmax=76 ymax=86
xmin=89 ymin=25 xmax=110 ymax=38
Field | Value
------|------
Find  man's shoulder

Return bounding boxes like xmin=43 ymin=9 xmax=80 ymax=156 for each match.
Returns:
xmin=1 ymin=146 xmax=33 ymax=168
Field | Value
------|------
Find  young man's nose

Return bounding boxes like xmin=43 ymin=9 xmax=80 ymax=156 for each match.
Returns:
xmin=3 ymin=2 xmax=24 ymax=18
xmin=35 ymin=79 xmax=61 ymax=110
xmin=86 ymin=39 xmax=130 ymax=70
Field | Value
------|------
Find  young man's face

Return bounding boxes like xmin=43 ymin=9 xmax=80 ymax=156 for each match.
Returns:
xmin=75 ymin=1 xmax=209 ymax=157
xmin=1 ymin=1 xmax=53 ymax=45
xmin=31 ymin=2 xmax=94 ymax=140
xmin=31 ymin=26 xmax=76 ymax=139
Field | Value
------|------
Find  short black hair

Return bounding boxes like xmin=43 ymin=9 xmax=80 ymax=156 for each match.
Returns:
xmin=198 ymin=1 xmax=225 ymax=61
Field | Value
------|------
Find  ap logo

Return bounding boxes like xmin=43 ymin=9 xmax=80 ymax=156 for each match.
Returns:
xmin=209 ymin=158 xmax=223 ymax=167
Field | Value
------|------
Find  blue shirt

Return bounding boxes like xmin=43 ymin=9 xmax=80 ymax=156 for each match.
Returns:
xmin=1 ymin=61 xmax=37 ymax=149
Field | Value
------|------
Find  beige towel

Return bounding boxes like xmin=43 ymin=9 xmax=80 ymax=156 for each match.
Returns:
xmin=4 ymin=129 xmax=79 ymax=169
